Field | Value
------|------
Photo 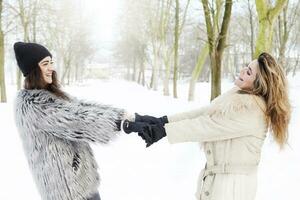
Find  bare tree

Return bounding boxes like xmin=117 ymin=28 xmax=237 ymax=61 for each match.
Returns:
xmin=202 ymin=0 xmax=233 ymax=100
xmin=148 ymin=0 xmax=164 ymax=90
xmin=247 ymin=0 xmax=255 ymax=58
xmin=39 ymin=0 xmax=95 ymax=85
xmin=254 ymin=0 xmax=288 ymax=57
xmin=5 ymin=0 xmax=42 ymax=89
xmin=188 ymin=43 xmax=209 ymax=101
xmin=0 ymin=0 xmax=6 ymax=102
xmin=163 ymin=0 xmax=190 ymax=96
xmin=173 ymin=0 xmax=179 ymax=98
xmin=275 ymin=0 xmax=300 ymax=74
xmin=114 ymin=0 xmax=149 ymax=83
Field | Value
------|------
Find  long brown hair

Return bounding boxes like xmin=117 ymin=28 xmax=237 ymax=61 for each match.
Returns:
xmin=252 ymin=52 xmax=291 ymax=148
xmin=24 ymin=66 xmax=69 ymax=100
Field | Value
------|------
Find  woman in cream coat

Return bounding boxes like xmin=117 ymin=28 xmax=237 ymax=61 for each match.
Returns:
xmin=132 ymin=52 xmax=291 ymax=200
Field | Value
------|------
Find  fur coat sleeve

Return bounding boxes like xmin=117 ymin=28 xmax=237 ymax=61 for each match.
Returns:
xmin=165 ymin=87 xmax=267 ymax=143
xmin=15 ymin=89 xmax=126 ymax=144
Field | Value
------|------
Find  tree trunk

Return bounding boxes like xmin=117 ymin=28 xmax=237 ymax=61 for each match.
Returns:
xmin=67 ymin=67 xmax=71 ymax=85
xmin=173 ymin=0 xmax=179 ymax=98
xmin=132 ymin=56 xmax=137 ymax=81
xmin=0 ymin=0 xmax=6 ymax=102
xmin=126 ymin=63 xmax=131 ymax=80
xmin=233 ymin=46 xmax=239 ymax=79
xmin=32 ymin=0 xmax=38 ymax=42
xmin=16 ymin=26 xmax=30 ymax=89
xmin=149 ymin=0 xmax=163 ymax=91
xmin=137 ymin=58 xmax=144 ymax=85
xmin=292 ymin=55 xmax=299 ymax=76
xmin=75 ymin=63 xmax=79 ymax=81
xmin=150 ymin=44 xmax=159 ymax=90
xmin=137 ymin=56 xmax=146 ymax=86
xmin=16 ymin=69 xmax=22 ymax=90
xmin=254 ymin=0 xmax=288 ymax=57
xmin=16 ymin=0 xmax=30 ymax=90
xmin=188 ymin=43 xmax=209 ymax=101
xmin=202 ymin=0 xmax=233 ymax=100
xmin=210 ymin=51 xmax=222 ymax=100
xmin=254 ymin=20 xmax=274 ymax=57
xmin=277 ymin=7 xmax=288 ymax=73
xmin=247 ymin=0 xmax=255 ymax=58
xmin=61 ymin=57 xmax=71 ymax=85
xmin=163 ymin=55 xmax=171 ymax=96
xmin=277 ymin=0 xmax=299 ymax=75
xmin=162 ymin=0 xmax=190 ymax=97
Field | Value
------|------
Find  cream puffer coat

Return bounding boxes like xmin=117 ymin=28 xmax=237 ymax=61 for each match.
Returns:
xmin=165 ymin=87 xmax=268 ymax=200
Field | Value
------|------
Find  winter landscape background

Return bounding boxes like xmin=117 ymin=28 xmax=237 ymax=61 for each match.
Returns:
xmin=0 ymin=0 xmax=300 ymax=199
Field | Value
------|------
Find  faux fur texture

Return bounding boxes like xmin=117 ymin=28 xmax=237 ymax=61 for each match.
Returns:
xmin=14 ymin=89 xmax=125 ymax=200
xmin=207 ymin=87 xmax=267 ymax=118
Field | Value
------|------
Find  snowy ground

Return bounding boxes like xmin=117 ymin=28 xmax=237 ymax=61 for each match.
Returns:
xmin=0 ymin=76 xmax=299 ymax=200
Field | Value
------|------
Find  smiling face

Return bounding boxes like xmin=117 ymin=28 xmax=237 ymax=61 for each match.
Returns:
xmin=38 ymin=56 xmax=54 ymax=84
xmin=234 ymin=59 xmax=258 ymax=90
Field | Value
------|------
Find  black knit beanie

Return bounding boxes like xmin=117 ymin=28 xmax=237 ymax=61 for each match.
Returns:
xmin=13 ymin=42 xmax=52 ymax=77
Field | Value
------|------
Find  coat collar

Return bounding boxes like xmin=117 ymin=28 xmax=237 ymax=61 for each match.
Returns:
xmin=208 ymin=87 xmax=266 ymax=117
xmin=17 ymin=89 xmax=60 ymax=105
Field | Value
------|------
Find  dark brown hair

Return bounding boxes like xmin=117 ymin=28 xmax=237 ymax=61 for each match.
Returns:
xmin=24 ymin=66 xmax=69 ymax=100
xmin=252 ymin=52 xmax=291 ymax=148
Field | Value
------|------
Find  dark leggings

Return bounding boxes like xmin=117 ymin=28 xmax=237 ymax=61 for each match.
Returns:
xmin=87 ymin=192 xmax=101 ymax=200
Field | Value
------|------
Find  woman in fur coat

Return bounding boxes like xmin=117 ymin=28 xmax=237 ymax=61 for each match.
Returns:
xmin=13 ymin=42 xmax=145 ymax=200
xmin=132 ymin=52 xmax=291 ymax=200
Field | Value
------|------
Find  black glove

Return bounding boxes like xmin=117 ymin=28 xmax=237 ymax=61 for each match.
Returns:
xmin=135 ymin=113 xmax=169 ymax=125
xmin=120 ymin=120 xmax=153 ymax=146
xmin=121 ymin=119 xmax=149 ymax=134
xmin=139 ymin=123 xmax=167 ymax=147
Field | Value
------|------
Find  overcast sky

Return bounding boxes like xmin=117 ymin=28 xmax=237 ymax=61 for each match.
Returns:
xmin=82 ymin=0 xmax=122 ymax=52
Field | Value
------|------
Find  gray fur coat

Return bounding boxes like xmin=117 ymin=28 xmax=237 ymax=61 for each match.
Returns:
xmin=14 ymin=89 xmax=125 ymax=200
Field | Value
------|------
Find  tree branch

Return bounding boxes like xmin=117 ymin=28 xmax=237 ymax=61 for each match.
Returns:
xmin=255 ymin=0 xmax=267 ymax=20
xmin=269 ymin=0 xmax=288 ymax=19
xmin=201 ymin=0 xmax=214 ymax=51
xmin=217 ymin=0 xmax=232 ymax=52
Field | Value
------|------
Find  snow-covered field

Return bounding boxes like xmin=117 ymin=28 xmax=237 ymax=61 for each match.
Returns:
xmin=0 ymin=76 xmax=299 ymax=200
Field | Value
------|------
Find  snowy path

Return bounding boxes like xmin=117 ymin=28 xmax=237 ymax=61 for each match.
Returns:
xmin=0 ymin=78 xmax=299 ymax=200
